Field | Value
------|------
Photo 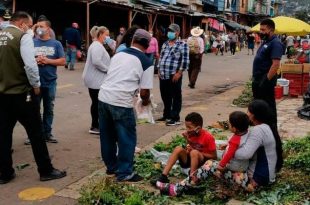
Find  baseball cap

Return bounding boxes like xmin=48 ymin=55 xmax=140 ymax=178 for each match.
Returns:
xmin=168 ymin=23 xmax=180 ymax=32
xmin=133 ymin=29 xmax=151 ymax=42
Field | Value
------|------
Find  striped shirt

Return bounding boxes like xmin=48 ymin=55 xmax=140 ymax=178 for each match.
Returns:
xmin=158 ymin=40 xmax=189 ymax=80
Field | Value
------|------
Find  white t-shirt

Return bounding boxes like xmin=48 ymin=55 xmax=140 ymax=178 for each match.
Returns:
xmin=98 ymin=47 xmax=154 ymax=108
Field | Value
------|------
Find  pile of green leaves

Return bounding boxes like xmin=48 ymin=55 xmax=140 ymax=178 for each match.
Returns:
xmin=232 ymin=81 xmax=253 ymax=108
xmin=283 ymin=135 xmax=310 ymax=173
xmin=79 ymin=135 xmax=310 ymax=205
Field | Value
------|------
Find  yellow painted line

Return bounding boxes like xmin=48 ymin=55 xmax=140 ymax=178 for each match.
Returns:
xmin=57 ymin=84 xmax=74 ymax=89
xmin=18 ymin=187 xmax=55 ymax=201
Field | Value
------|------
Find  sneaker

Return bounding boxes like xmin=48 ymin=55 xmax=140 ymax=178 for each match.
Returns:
xmin=24 ymin=138 xmax=31 ymax=145
xmin=118 ymin=173 xmax=143 ymax=182
xmin=152 ymin=174 xmax=169 ymax=189
xmin=89 ymin=127 xmax=100 ymax=135
xmin=40 ymin=169 xmax=66 ymax=181
xmin=135 ymin=146 xmax=141 ymax=153
xmin=106 ymin=170 xmax=116 ymax=177
xmin=166 ymin=120 xmax=181 ymax=126
xmin=46 ymin=134 xmax=58 ymax=143
xmin=160 ymin=184 xmax=178 ymax=196
xmin=64 ymin=64 xmax=68 ymax=69
xmin=0 ymin=172 xmax=16 ymax=184
xmin=156 ymin=117 xmax=168 ymax=122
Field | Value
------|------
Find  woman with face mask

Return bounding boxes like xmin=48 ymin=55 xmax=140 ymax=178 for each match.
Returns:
xmin=82 ymin=26 xmax=111 ymax=135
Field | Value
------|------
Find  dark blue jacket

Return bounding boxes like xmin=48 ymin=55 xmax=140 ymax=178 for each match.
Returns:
xmin=62 ymin=27 xmax=81 ymax=49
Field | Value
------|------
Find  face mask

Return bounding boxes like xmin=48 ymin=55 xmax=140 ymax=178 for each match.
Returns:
xmin=259 ymin=32 xmax=269 ymax=41
xmin=167 ymin=31 xmax=176 ymax=40
xmin=104 ymin=36 xmax=112 ymax=44
xmin=36 ymin=28 xmax=47 ymax=37
xmin=26 ymin=29 xmax=34 ymax=38
xmin=183 ymin=127 xmax=200 ymax=137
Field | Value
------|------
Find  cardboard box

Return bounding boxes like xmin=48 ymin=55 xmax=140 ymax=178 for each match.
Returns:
xmin=303 ymin=63 xmax=310 ymax=73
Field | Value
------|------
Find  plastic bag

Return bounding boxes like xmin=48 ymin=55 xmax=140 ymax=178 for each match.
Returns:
xmin=134 ymin=94 xmax=157 ymax=124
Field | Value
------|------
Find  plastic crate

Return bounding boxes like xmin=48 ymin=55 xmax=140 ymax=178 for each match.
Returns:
xmin=281 ymin=64 xmax=303 ymax=74
xmin=303 ymin=64 xmax=310 ymax=73
xmin=282 ymin=73 xmax=303 ymax=87
xmin=303 ymin=73 xmax=310 ymax=94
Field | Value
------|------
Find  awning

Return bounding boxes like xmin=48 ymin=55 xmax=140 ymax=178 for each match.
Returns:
xmin=207 ymin=18 xmax=225 ymax=31
xmin=188 ymin=11 xmax=216 ymax=17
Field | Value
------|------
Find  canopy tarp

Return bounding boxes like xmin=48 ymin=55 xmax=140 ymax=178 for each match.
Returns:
xmin=251 ymin=16 xmax=310 ymax=36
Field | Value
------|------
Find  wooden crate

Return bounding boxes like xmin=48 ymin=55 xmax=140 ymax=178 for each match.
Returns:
xmin=281 ymin=64 xmax=303 ymax=74
xmin=303 ymin=63 xmax=310 ymax=73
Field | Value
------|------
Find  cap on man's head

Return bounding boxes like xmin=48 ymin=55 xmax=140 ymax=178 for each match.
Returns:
xmin=133 ymin=29 xmax=151 ymax=42
xmin=168 ymin=23 xmax=180 ymax=32
xmin=72 ymin=22 xmax=79 ymax=28
xmin=3 ymin=9 xmax=11 ymax=20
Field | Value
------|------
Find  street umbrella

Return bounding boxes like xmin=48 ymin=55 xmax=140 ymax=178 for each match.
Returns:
xmin=251 ymin=16 xmax=310 ymax=36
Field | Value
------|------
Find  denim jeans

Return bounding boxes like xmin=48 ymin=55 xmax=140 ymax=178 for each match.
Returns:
xmin=98 ymin=101 xmax=136 ymax=181
xmin=66 ymin=46 xmax=77 ymax=69
xmin=40 ymin=81 xmax=56 ymax=137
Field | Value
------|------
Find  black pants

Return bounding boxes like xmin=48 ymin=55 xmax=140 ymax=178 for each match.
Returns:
xmin=0 ymin=92 xmax=53 ymax=177
xmin=159 ymin=76 xmax=182 ymax=121
xmin=252 ymin=76 xmax=277 ymax=125
xmin=230 ymin=42 xmax=236 ymax=55
xmin=88 ymin=88 xmax=99 ymax=129
xmin=188 ymin=54 xmax=202 ymax=87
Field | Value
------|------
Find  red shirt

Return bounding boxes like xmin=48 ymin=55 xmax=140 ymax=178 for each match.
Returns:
xmin=187 ymin=129 xmax=216 ymax=154
xmin=219 ymin=134 xmax=241 ymax=167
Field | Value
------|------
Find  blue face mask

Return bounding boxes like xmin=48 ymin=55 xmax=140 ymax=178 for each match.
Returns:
xmin=104 ymin=36 xmax=112 ymax=44
xmin=167 ymin=32 xmax=176 ymax=40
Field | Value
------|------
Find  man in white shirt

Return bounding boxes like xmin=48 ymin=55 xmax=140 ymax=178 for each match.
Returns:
xmin=98 ymin=29 xmax=154 ymax=182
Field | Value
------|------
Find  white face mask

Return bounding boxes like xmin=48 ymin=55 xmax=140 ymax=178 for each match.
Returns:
xmin=26 ymin=29 xmax=34 ymax=38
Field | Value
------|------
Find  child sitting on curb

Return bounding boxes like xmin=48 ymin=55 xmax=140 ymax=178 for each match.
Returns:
xmin=155 ymin=112 xmax=217 ymax=190
xmin=161 ymin=111 xmax=250 ymax=196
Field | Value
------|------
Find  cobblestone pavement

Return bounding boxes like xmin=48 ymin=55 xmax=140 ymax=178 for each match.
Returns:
xmin=277 ymin=97 xmax=310 ymax=139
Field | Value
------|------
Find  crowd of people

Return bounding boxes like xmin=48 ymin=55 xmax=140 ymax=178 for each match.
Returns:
xmin=0 ymin=11 xmax=289 ymax=199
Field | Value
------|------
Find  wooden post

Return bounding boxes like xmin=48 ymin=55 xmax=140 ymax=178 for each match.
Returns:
xmin=12 ymin=0 xmax=16 ymax=13
xmin=86 ymin=2 xmax=90 ymax=49
xmin=147 ymin=14 xmax=153 ymax=31
xmin=128 ymin=10 xmax=132 ymax=28
xmin=182 ymin=16 xmax=186 ymax=38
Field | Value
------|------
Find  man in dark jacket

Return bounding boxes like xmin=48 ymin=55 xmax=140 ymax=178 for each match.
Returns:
xmin=62 ymin=22 xmax=81 ymax=70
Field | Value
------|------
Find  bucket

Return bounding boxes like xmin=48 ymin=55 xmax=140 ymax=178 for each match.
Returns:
xmin=274 ymin=86 xmax=283 ymax=99
xmin=277 ymin=78 xmax=290 ymax=96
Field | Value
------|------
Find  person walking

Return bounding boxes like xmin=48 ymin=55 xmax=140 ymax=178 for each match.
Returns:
xmin=187 ymin=27 xmax=204 ymax=89
xmin=157 ymin=23 xmax=189 ymax=126
xmin=229 ymin=31 xmax=238 ymax=56
xmin=115 ymin=26 xmax=126 ymax=48
xmin=146 ymin=30 xmax=159 ymax=64
xmin=25 ymin=18 xmax=66 ymax=145
xmin=247 ymin=32 xmax=255 ymax=55
xmin=62 ymin=22 xmax=81 ymax=70
xmin=252 ymin=18 xmax=284 ymax=125
xmin=82 ymin=26 xmax=111 ymax=135
xmin=98 ymin=29 xmax=154 ymax=182
xmin=0 ymin=11 xmax=66 ymax=184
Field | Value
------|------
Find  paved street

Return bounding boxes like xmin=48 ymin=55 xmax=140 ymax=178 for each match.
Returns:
xmin=0 ymin=49 xmax=255 ymax=205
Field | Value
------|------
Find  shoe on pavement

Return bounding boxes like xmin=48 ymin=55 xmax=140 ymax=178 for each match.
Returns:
xmin=166 ymin=120 xmax=181 ymax=126
xmin=89 ymin=127 xmax=100 ymax=135
xmin=24 ymin=138 xmax=31 ymax=145
xmin=135 ymin=146 xmax=141 ymax=153
xmin=40 ymin=169 xmax=66 ymax=181
xmin=118 ymin=173 xmax=143 ymax=182
xmin=0 ymin=173 xmax=16 ymax=184
xmin=46 ymin=134 xmax=58 ymax=143
xmin=156 ymin=117 xmax=169 ymax=122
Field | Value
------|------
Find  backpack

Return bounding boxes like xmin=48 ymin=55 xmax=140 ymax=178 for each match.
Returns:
xmin=188 ymin=37 xmax=200 ymax=54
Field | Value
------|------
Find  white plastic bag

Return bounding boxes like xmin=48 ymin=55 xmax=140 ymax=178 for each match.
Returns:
xmin=134 ymin=94 xmax=157 ymax=124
